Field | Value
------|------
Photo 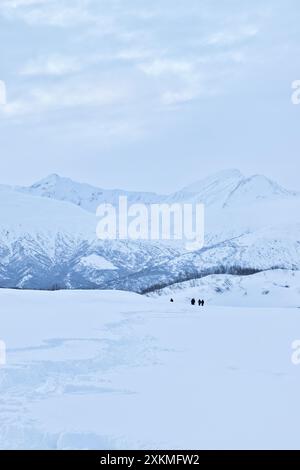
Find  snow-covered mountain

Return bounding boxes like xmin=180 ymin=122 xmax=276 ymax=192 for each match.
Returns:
xmin=15 ymin=174 xmax=164 ymax=212
xmin=167 ymin=169 xmax=245 ymax=206
xmin=13 ymin=169 xmax=298 ymax=212
xmin=222 ymin=174 xmax=297 ymax=208
xmin=0 ymin=169 xmax=299 ymax=291
xmin=0 ymin=188 xmax=180 ymax=289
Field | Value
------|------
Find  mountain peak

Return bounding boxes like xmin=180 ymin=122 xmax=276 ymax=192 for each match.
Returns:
xmin=13 ymin=169 xmax=298 ymax=214
xmin=32 ymin=173 xmax=67 ymax=188
xmin=181 ymin=169 xmax=243 ymax=194
xmin=167 ymin=168 xmax=244 ymax=206
xmin=223 ymin=173 xmax=295 ymax=208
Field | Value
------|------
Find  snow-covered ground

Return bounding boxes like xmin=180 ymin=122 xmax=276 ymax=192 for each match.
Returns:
xmin=1 ymin=287 xmax=300 ymax=450
xmin=150 ymin=269 xmax=300 ymax=308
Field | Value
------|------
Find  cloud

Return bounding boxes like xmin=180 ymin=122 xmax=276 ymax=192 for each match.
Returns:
xmin=20 ymin=55 xmax=82 ymax=76
xmin=0 ymin=0 xmax=264 ymax=123
xmin=138 ymin=58 xmax=203 ymax=105
xmin=115 ymin=48 xmax=159 ymax=62
xmin=161 ymin=89 xmax=198 ymax=106
xmin=206 ymin=26 xmax=259 ymax=47
xmin=0 ymin=0 xmax=90 ymax=26
xmin=22 ymin=5 xmax=92 ymax=27
xmin=1 ymin=79 xmax=126 ymax=117
xmin=0 ymin=0 xmax=117 ymax=32
xmin=0 ymin=0 xmax=48 ymax=7
xmin=139 ymin=59 xmax=193 ymax=77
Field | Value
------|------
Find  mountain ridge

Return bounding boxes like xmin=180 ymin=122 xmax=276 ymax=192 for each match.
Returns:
xmin=0 ymin=169 xmax=299 ymax=291
xmin=8 ymin=168 xmax=299 ymax=213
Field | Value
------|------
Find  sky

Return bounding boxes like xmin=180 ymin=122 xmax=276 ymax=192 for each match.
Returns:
xmin=0 ymin=0 xmax=299 ymax=193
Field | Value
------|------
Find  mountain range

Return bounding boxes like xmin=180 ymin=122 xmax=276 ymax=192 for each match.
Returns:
xmin=0 ymin=169 xmax=299 ymax=291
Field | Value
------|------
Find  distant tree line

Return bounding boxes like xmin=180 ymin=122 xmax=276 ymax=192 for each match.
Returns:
xmin=140 ymin=265 xmax=286 ymax=295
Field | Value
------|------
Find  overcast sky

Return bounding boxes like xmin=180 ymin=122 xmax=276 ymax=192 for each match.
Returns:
xmin=0 ymin=0 xmax=299 ymax=193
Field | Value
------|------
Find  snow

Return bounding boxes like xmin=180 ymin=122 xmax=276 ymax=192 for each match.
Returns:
xmin=0 ymin=187 xmax=96 ymax=236
xmin=167 ymin=169 xmax=244 ymax=206
xmin=150 ymin=269 xmax=300 ymax=308
xmin=14 ymin=169 xmax=298 ymax=213
xmin=1 ymin=169 xmax=300 ymax=291
xmin=223 ymin=174 xmax=295 ymax=208
xmin=1 ymin=288 xmax=300 ymax=450
xmin=79 ymin=254 xmax=118 ymax=270
xmin=16 ymin=174 xmax=163 ymax=213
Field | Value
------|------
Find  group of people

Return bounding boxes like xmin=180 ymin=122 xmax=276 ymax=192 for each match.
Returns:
xmin=191 ymin=298 xmax=205 ymax=306
xmin=170 ymin=298 xmax=205 ymax=306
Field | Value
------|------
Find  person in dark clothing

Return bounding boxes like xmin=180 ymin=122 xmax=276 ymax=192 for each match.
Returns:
xmin=198 ymin=299 xmax=201 ymax=306
xmin=202 ymin=300 xmax=205 ymax=307
xmin=191 ymin=298 xmax=196 ymax=306
xmin=170 ymin=298 xmax=174 ymax=303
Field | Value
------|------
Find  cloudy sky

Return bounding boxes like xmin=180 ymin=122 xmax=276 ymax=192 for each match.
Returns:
xmin=0 ymin=0 xmax=299 ymax=192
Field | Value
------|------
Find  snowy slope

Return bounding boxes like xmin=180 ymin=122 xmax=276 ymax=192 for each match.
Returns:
xmin=150 ymin=269 xmax=300 ymax=308
xmin=13 ymin=170 xmax=299 ymax=213
xmin=0 ymin=187 xmax=96 ymax=235
xmin=223 ymin=174 xmax=297 ymax=208
xmin=16 ymin=174 xmax=164 ymax=213
xmin=167 ymin=169 xmax=244 ymax=206
xmin=112 ymin=190 xmax=300 ymax=293
xmin=0 ymin=189 xmax=181 ymax=290
xmin=0 ymin=169 xmax=299 ymax=291
xmin=1 ymin=289 xmax=300 ymax=449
